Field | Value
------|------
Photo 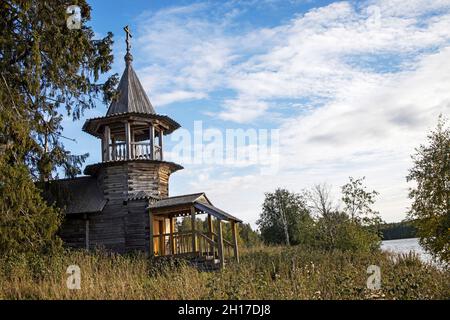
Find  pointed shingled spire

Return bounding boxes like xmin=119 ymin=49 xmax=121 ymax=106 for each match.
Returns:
xmin=106 ymin=26 xmax=155 ymax=116
xmin=106 ymin=63 xmax=155 ymax=115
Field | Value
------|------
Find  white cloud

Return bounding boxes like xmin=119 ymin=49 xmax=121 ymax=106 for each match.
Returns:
xmin=218 ymin=97 xmax=269 ymax=123
xmin=134 ymin=4 xmax=236 ymax=106
xmin=153 ymin=90 xmax=207 ymax=106
xmin=134 ymin=0 xmax=450 ymax=225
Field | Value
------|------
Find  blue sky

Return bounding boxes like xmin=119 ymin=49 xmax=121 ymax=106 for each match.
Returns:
xmin=62 ymin=0 xmax=450 ymax=226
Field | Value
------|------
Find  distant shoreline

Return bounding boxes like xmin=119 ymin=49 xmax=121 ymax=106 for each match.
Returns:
xmin=381 ymin=236 xmax=418 ymax=241
xmin=379 ymin=221 xmax=417 ymax=240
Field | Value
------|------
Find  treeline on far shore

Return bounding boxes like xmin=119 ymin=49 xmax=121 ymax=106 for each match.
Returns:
xmin=379 ymin=220 xmax=417 ymax=240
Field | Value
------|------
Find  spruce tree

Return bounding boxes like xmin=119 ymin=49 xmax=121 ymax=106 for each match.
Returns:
xmin=0 ymin=0 xmax=117 ymax=255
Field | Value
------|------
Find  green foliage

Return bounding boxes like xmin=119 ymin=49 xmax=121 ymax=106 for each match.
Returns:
xmin=0 ymin=78 xmax=63 ymax=257
xmin=258 ymin=181 xmax=381 ymax=252
xmin=341 ymin=176 xmax=381 ymax=225
xmin=407 ymin=115 xmax=450 ymax=265
xmin=257 ymin=188 xmax=315 ymax=246
xmin=0 ymin=0 xmax=116 ymax=257
xmin=0 ymin=0 xmax=118 ymax=179
xmin=313 ymin=211 xmax=380 ymax=253
xmin=238 ymin=223 xmax=262 ymax=247
xmin=0 ymin=158 xmax=62 ymax=256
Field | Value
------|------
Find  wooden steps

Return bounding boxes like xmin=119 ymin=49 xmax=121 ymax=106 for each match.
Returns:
xmin=189 ymin=255 xmax=222 ymax=272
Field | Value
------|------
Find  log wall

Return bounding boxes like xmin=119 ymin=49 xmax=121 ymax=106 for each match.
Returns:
xmin=60 ymin=161 xmax=177 ymax=253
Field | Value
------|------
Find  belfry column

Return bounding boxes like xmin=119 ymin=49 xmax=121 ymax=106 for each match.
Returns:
xmin=103 ymin=125 xmax=111 ymax=161
xmin=149 ymin=124 xmax=155 ymax=160
xmin=159 ymin=129 xmax=164 ymax=160
xmin=125 ymin=121 xmax=131 ymax=160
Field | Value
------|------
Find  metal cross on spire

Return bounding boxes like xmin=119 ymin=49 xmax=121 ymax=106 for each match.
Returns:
xmin=124 ymin=25 xmax=133 ymax=64
xmin=124 ymin=25 xmax=132 ymax=53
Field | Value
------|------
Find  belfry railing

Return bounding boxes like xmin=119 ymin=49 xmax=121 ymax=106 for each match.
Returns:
xmin=110 ymin=142 xmax=127 ymax=160
xmin=108 ymin=142 xmax=162 ymax=161
xmin=133 ymin=142 xmax=152 ymax=159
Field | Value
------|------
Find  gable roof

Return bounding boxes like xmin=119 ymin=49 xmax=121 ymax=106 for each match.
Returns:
xmin=148 ymin=192 xmax=242 ymax=222
xmin=44 ymin=177 xmax=107 ymax=215
xmin=106 ymin=63 xmax=155 ymax=116
xmin=193 ymin=202 xmax=242 ymax=223
xmin=149 ymin=192 xmax=209 ymax=208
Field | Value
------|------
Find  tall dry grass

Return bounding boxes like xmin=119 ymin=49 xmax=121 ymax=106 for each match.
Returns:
xmin=0 ymin=246 xmax=448 ymax=300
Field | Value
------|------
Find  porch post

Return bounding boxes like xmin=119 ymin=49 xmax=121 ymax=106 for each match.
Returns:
xmin=231 ymin=221 xmax=239 ymax=263
xmin=207 ymin=214 xmax=213 ymax=237
xmin=149 ymin=210 xmax=154 ymax=257
xmin=169 ymin=216 xmax=175 ymax=255
xmin=217 ymin=220 xmax=225 ymax=270
xmin=207 ymin=214 xmax=214 ymax=256
xmin=190 ymin=206 xmax=197 ymax=254
xmin=158 ymin=222 xmax=166 ymax=256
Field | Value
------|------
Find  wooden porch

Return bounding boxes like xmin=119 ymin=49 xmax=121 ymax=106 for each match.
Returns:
xmin=148 ymin=193 xmax=242 ymax=270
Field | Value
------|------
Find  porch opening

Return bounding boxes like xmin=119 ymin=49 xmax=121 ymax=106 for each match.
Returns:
xmin=148 ymin=193 xmax=242 ymax=269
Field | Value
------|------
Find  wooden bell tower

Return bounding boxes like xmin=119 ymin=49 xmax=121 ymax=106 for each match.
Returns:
xmin=82 ymin=26 xmax=183 ymax=200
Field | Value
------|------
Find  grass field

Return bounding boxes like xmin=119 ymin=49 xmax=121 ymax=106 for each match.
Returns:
xmin=0 ymin=246 xmax=448 ymax=300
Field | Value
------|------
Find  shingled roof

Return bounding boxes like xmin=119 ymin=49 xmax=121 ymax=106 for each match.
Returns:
xmin=44 ymin=177 xmax=107 ymax=215
xmin=82 ymin=49 xmax=181 ymax=138
xmin=149 ymin=192 xmax=208 ymax=208
xmin=149 ymin=192 xmax=242 ymax=222
xmin=194 ymin=201 xmax=242 ymax=223
xmin=128 ymin=191 xmax=159 ymax=201
xmin=106 ymin=62 xmax=156 ymax=116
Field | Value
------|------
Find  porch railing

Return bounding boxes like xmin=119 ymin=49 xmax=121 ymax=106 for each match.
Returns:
xmin=152 ymin=231 xmax=235 ymax=260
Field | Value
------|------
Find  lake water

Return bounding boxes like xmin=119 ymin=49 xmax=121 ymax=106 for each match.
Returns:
xmin=381 ymin=238 xmax=432 ymax=263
